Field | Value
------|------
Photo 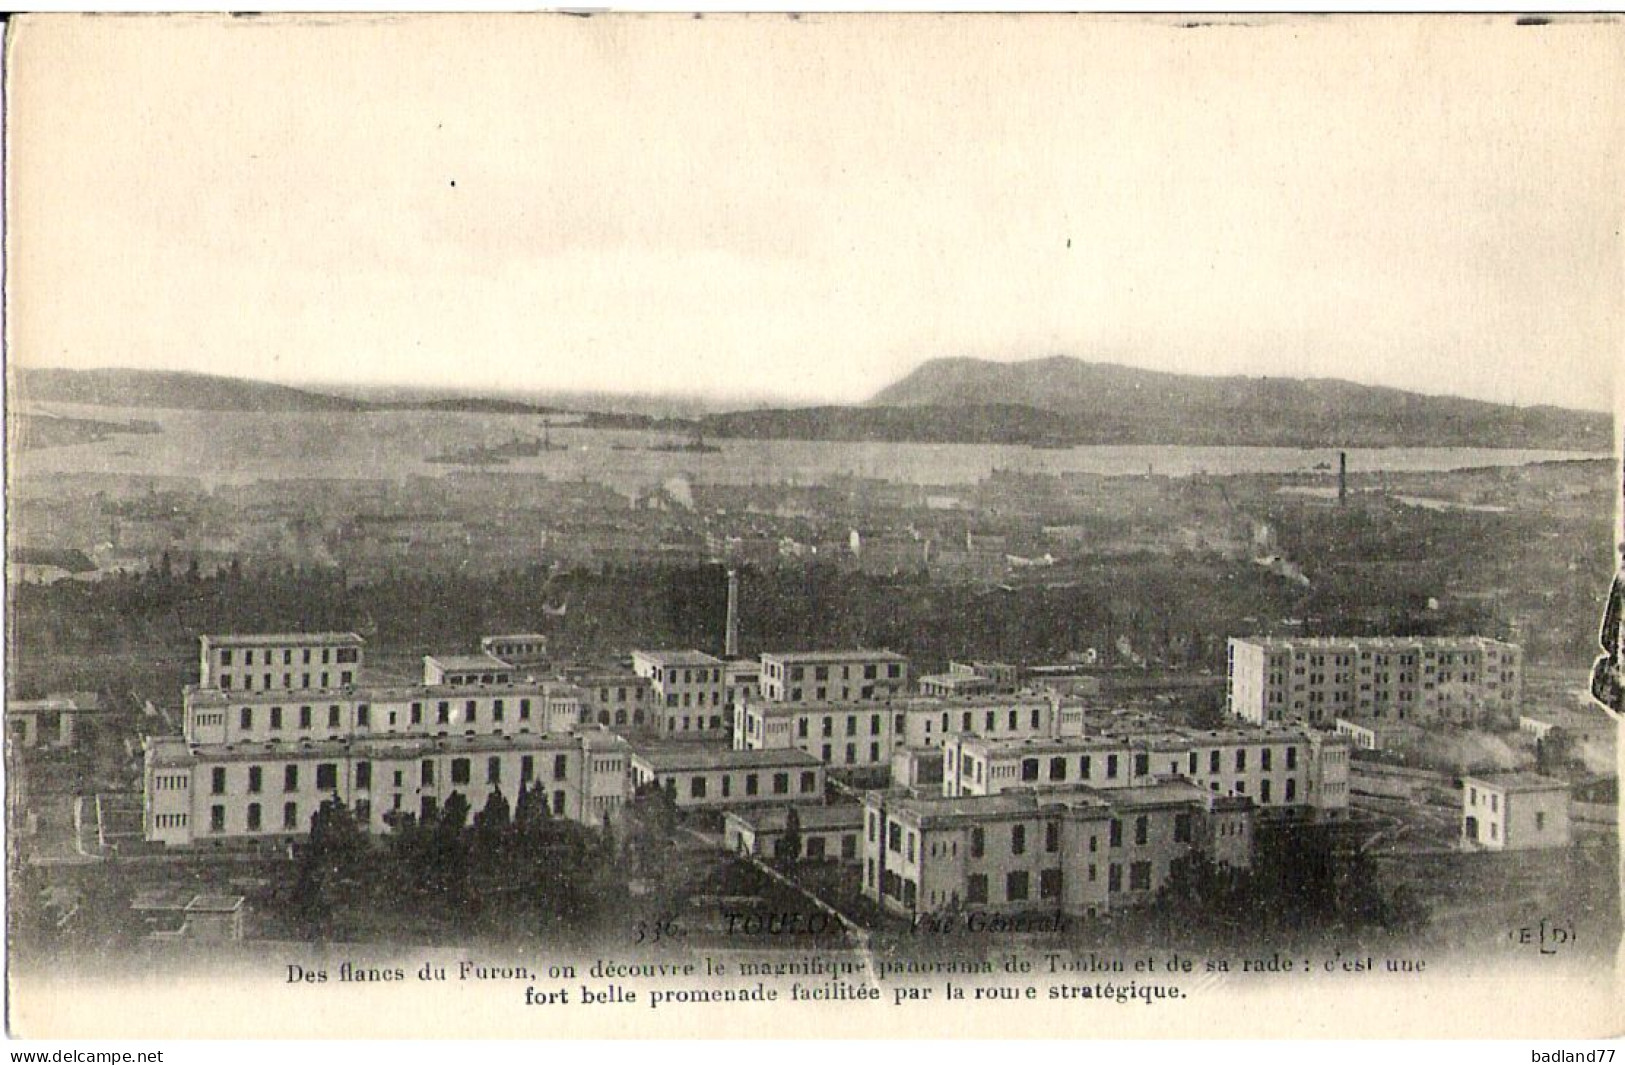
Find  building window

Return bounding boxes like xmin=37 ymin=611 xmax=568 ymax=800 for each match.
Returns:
xmin=1235 ymin=749 xmax=1246 ymax=772
xmin=967 ymin=874 xmax=988 ymax=904
xmin=1535 ymin=812 xmax=1546 ymax=831
xmin=421 ymin=760 xmax=435 ymax=787
xmin=451 ymin=758 xmax=471 ymax=785
xmin=691 ymin=777 xmax=707 ymax=799
xmin=210 ymin=805 xmax=225 ymax=833
xmin=1108 ymin=864 xmax=1122 ymax=893
xmin=1109 ymin=819 xmax=1122 ymax=847
xmin=284 ymin=802 xmax=299 ymax=830
xmin=773 ymin=772 xmax=789 ymax=795
xmin=970 ymin=827 xmax=985 ymax=858
xmin=1133 ymin=754 xmax=1149 ymax=777
xmin=328 ymin=705 xmax=340 ymax=728
xmin=554 ymin=754 xmax=568 ymax=781
xmin=248 ymin=766 xmax=262 ymax=793
xmin=1040 ymin=868 xmax=1062 ymax=900
xmin=746 ymin=774 xmax=759 ymax=796
xmin=299 ymin=706 xmax=312 ymax=730
xmin=1210 ymin=750 xmax=1220 ymax=773
xmin=211 ymin=767 xmax=226 ymax=795
xmin=357 ymin=705 xmax=370 ymax=728
xmin=1106 ymin=754 xmax=1119 ymax=779
xmin=1129 ymin=861 xmax=1152 ymax=891
xmin=800 ymin=771 xmax=817 ymax=793
xmin=270 ymin=707 xmax=283 ymax=730
xmin=1050 ymin=757 xmax=1067 ymax=781
xmin=1134 ymin=815 xmax=1148 ymax=846
xmin=1006 ymin=870 xmax=1029 ymax=903
xmin=316 ymin=763 xmax=338 ymax=790
xmin=1045 ymin=821 xmax=1059 ymax=853
xmin=356 ymin=762 xmax=371 ymax=789
xmin=1021 ymin=759 xmax=1039 ymax=782
xmin=239 ymin=707 xmax=253 ymax=731
xmin=247 ymin=803 xmax=261 ymax=831
xmin=284 ymin=765 xmax=299 ymax=792
xmin=1173 ymin=813 xmax=1191 ymax=843
xmin=488 ymin=757 xmax=502 ymax=785
xmin=1011 ymin=824 xmax=1026 ymax=855
xmin=521 ymin=756 xmax=534 ymax=781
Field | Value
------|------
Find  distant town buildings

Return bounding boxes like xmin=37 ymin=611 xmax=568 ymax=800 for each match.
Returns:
xmin=1227 ymin=635 xmax=1522 ymax=727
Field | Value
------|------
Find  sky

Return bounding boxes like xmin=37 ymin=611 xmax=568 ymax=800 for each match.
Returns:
xmin=8 ymin=15 xmax=1622 ymax=411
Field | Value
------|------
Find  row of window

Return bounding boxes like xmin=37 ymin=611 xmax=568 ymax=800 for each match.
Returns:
xmin=217 ymin=671 xmax=354 ymax=691
xmin=217 ymin=647 xmax=358 ymax=667
xmin=204 ymin=753 xmax=572 ymax=796
xmin=673 ymin=769 xmax=818 ymax=800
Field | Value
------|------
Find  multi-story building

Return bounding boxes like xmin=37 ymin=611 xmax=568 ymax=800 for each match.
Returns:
xmin=565 ymin=669 xmax=654 ymax=729
xmin=145 ymin=727 xmax=630 ymax=845
xmin=198 ymin=633 xmax=364 ymax=692
xmin=735 ymin=693 xmax=1085 ymax=772
xmin=757 ymin=650 xmax=909 ymax=705
xmin=1228 ymin=636 xmax=1522 ymax=727
xmin=941 ymin=727 xmax=1351 ymax=817
xmin=627 ymin=744 xmax=825 ymax=809
xmin=1461 ymin=772 xmax=1571 ymax=851
xmin=631 ymin=650 xmax=728 ymax=736
xmin=149 ymin=632 xmax=630 ymax=846
xmin=179 ymin=680 xmax=585 ymax=745
xmin=861 ymin=781 xmax=1252 ymax=918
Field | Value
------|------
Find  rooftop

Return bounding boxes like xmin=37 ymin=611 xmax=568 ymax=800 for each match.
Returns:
xmin=761 ymin=650 xmax=909 ymax=664
xmin=186 ymin=894 xmax=246 ymax=914
xmin=1233 ymin=635 xmax=1516 ymax=651
xmin=1466 ymin=772 xmax=1572 ymax=794
xmin=747 ymin=692 xmax=1057 ymax=716
xmin=629 ymin=744 xmax=823 ymax=772
xmin=184 ymin=678 xmax=588 ymax=707
xmin=164 ymin=728 xmax=620 ymax=765
xmin=202 ymin=632 xmax=364 ymax=648
xmin=633 ymin=649 xmax=725 ymax=667
xmin=723 ymin=805 xmax=866 ymax=832
xmin=425 ymin=654 xmax=513 ymax=672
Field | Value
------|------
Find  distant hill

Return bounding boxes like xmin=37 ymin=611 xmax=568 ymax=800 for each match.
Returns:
xmin=15 ymin=368 xmax=367 ymax=412
xmin=858 ymin=356 xmax=1609 ymax=449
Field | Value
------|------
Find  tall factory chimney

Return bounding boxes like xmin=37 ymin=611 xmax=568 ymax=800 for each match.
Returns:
xmin=724 ymin=568 xmax=741 ymax=658
xmin=1338 ymin=451 xmax=1348 ymax=504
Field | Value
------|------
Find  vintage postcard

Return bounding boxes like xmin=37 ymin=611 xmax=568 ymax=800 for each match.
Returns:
xmin=3 ymin=13 xmax=1621 ymax=1041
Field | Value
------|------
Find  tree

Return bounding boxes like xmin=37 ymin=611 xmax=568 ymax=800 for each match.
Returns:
xmin=292 ymin=798 xmax=366 ymax=940
xmin=778 ymin=806 xmax=803 ymax=867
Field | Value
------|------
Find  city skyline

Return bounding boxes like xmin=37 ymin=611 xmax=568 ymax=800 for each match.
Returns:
xmin=8 ymin=16 xmax=1621 ymax=412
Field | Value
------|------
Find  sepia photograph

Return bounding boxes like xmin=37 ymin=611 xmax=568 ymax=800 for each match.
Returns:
xmin=3 ymin=12 xmax=1621 ymax=1042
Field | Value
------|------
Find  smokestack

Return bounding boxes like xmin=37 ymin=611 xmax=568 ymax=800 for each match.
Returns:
xmin=1338 ymin=451 xmax=1347 ymax=504
xmin=725 ymin=568 xmax=740 ymax=658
